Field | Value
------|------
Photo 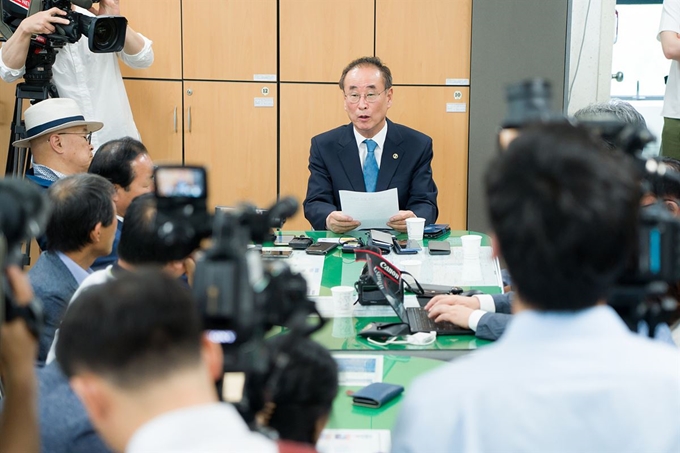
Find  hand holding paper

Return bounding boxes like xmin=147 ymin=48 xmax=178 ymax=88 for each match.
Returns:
xmin=339 ymin=188 xmax=400 ymax=230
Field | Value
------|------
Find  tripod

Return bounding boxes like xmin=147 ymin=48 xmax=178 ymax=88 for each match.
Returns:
xmin=5 ymin=81 xmax=59 ymax=178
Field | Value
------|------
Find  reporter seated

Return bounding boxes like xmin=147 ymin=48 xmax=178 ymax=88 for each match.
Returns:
xmin=57 ymin=270 xmax=277 ymax=452
xmin=245 ymin=335 xmax=338 ymax=447
xmin=45 ymin=193 xmax=193 ymax=364
xmin=28 ymin=174 xmax=116 ymax=365
xmin=88 ymin=137 xmax=155 ymax=271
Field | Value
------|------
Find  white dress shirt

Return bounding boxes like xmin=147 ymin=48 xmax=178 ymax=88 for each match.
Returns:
xmin=0 ymin=7 xmax=154 ymax=150
xmin=660 ymin=0 xmax=680 ymax=119
xmin=126 ymin=403 xmax=277 ymax=453
xmin=392 ymin=305 xmax=680 ymax=453
xmin=353 ymin=121 xmax=388 ymax=169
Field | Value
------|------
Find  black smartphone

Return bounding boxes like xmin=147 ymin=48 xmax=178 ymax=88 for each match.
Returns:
xmin=393 ymin=238 xmax=421 ymax=255
xmin=305 ymin=241 xmax=339 ymax=255
xmin=428 ymin=240 xmax=451 ymax=255
xmin=288 ymin=236 xmax=314 ymax=250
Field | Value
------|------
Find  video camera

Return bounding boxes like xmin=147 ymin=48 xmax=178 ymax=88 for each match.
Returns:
xmin=0 ymin=0 xmax=127 ymax=89
xmin=1 ymin=0 xmax=127 ymax=51
xmin=501 ymin=78 xmax=680 ymax=333
xmin=0 ymin=177 xmax=48 ymax=343
xmin=152 ymin=166 xmax=324 ymax=376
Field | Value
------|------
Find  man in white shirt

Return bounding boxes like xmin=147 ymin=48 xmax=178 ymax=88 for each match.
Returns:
xmin=56 ymin=270 xmax=277 ymax=453
xmin=392 ymin=123 xmax=680 ymax=452
xmin=0 ymin=0 xmax=153 ymax=149
xmin=659 ymin=0 xmax=680 ymax=159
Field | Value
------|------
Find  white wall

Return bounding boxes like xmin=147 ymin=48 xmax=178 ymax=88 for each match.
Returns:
xmin=567 ymin=0 xmax=617 ymax=114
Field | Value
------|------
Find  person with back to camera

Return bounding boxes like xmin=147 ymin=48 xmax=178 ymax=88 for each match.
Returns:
xmin=0 ymin=0 xmax=153 ymax=150
xmin=391 ymin=123 xmax=680 ymax=453
xmin=423 ymin=99 xmax=670 ymax=342
xmin=56 ymin=270 xmax=279 ymax=453
xmin=303 ymin=56 xmax=438 ymax=233
xmin=244 ymin=335 xmax=339 ymax=447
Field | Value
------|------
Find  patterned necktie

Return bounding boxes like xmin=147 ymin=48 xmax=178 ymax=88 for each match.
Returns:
xmin=363 ymin=139 xmax=379 ymax=192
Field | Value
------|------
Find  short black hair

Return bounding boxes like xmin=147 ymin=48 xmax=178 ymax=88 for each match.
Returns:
xmin=246 ymin=335 xmax=338 ymax=444
xmin=654 ymin=157 xmax=680 ymax=200
xmin=89 ymin=137 xmax=149 ymax=190
xmin=117 ymin=193 xmax=179 ymax=265
xmin=57 ymin=269 xmax=202 ymax=388
xmin=46 ymin=174 xmax=115 ymax=253
xmin=486 ymin=123 xmax=640 ymax=311
xmin=339 ymin=56 xmax=393 ymax=91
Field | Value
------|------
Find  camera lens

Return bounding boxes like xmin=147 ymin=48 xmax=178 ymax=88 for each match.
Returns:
xmin=79 ymin=15 xmax=128 ymax=53
xmin=93 ymin=21 xmax=116 ymax=50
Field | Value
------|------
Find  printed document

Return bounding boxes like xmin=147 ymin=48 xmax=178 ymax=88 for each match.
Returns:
xmin=339 ymin=188 xmax=399 ymax=230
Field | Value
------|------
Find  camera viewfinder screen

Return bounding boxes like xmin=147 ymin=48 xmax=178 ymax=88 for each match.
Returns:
xmin=155 ymin=167 xmax=206 ymax=198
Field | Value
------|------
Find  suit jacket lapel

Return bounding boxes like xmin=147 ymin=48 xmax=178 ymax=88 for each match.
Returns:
xmin=376 ymin=119 xmax=403 ymax=191
xmin=337 ymin=124 xmax=366 ymax=191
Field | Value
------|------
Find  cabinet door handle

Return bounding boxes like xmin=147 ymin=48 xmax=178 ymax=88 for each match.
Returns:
xmin=173 ymin=107 xmax=178 ymax=133
xmin=188 ymin=106 xmax=192 ymax=133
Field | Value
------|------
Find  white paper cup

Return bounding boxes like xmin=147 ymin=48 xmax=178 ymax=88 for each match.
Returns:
xmin=332 ymin=316 xmax=356 ymax=338
xmin=460 ymin=234 xmax=482 ymax=259
xmin=400 ymin=259 xmax=423 ymax=281
xmin=406 ymin=217 xmax=426 ymax=241
xmin=331 ymin=286 xmax=355 ymax=317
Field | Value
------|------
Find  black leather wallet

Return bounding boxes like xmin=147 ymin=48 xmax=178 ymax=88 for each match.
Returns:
xmin=352 ymin=382 xmax=404 ymax=408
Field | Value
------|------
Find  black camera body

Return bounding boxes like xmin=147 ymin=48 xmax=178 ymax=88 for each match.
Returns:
xmin=2 ymin=0 xmax=127 ymax=52
xmin=0 ymin=178 xmax=49 ymax=339
xmin=152 ymin=166 xmax=323 ymax=374
xmin=43 ymin=0 xmax=127 ymax=52
xmin=502 ymin=79 xmax=680 ymax=288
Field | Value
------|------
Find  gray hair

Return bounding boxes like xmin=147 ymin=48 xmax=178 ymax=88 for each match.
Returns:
xmin=573 ymin=99 xmax=647 ymax=128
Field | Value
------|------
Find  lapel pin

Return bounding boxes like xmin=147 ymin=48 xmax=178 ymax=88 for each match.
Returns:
xmin=393 ymin=153 xmax=398 ymax=159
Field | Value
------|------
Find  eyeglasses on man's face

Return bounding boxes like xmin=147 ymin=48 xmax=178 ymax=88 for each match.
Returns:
xmin=344 ymin=88 xmax=388 ymax=104
xmin=57 ymin=132 xmax=93 ymax=144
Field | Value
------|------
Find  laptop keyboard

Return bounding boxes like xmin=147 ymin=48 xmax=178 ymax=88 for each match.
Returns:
xmin=407 ymin=308 xmax=460 ymax=332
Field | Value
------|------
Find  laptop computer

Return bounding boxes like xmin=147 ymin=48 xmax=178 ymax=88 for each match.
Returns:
xmin=355 ymin=248 xmax=473 ymax=335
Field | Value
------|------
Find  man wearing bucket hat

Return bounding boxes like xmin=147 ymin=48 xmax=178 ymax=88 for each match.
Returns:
xmin=14 ymin=98 xmax=103 ymax=189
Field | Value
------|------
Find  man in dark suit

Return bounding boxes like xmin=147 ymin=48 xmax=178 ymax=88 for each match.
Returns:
xmin=28 ymin=174 xmax=117 ymax=365
xmin=303 ymin=56 xmax=438 ymax=233
xmin=88 ymin=137 xmax=155 ymax=271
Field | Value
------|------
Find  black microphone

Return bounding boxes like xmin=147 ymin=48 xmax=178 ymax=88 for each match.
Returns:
xmin=267 ymin=197 xmax=298 ymax=228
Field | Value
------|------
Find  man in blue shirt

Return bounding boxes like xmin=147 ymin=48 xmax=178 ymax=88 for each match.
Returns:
xmin=392 ymin=123 xmax=680 ymax=452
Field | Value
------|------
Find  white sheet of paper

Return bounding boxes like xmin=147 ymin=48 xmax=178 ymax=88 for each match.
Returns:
xmin=339 ymin=188 xmax=399 ymax=230
xmin=317 ymin=429 xmax=391 ymax=453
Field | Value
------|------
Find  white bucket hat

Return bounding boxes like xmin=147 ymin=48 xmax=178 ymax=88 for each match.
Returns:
xmin=12 ymin=98 xmax=103 ymax=148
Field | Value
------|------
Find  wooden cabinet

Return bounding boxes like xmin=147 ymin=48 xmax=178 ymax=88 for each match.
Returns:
xmin=279 ymin=83 xmax=348 ymax=229
xmin=279 ymin=0 xmax=374 ymax=82
xmin=182 ymin=0 xmax=277 ymax=81
xmin=118 ymin=0 xmax=182 ymax=79
xmin=0 ymin=81 xmax=19 ymax=174
xmin=183 ymin=81 xmax=278 ymax=210
xmin=387 ymin=86 xmax=470 ymax=229
xmin=123 ymin=80 xmax=183 ymax=165
xmin=376 ymin=0 xmax=472 ymax=85
xmin=118 ymin=0 xmax=473 ymax=227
